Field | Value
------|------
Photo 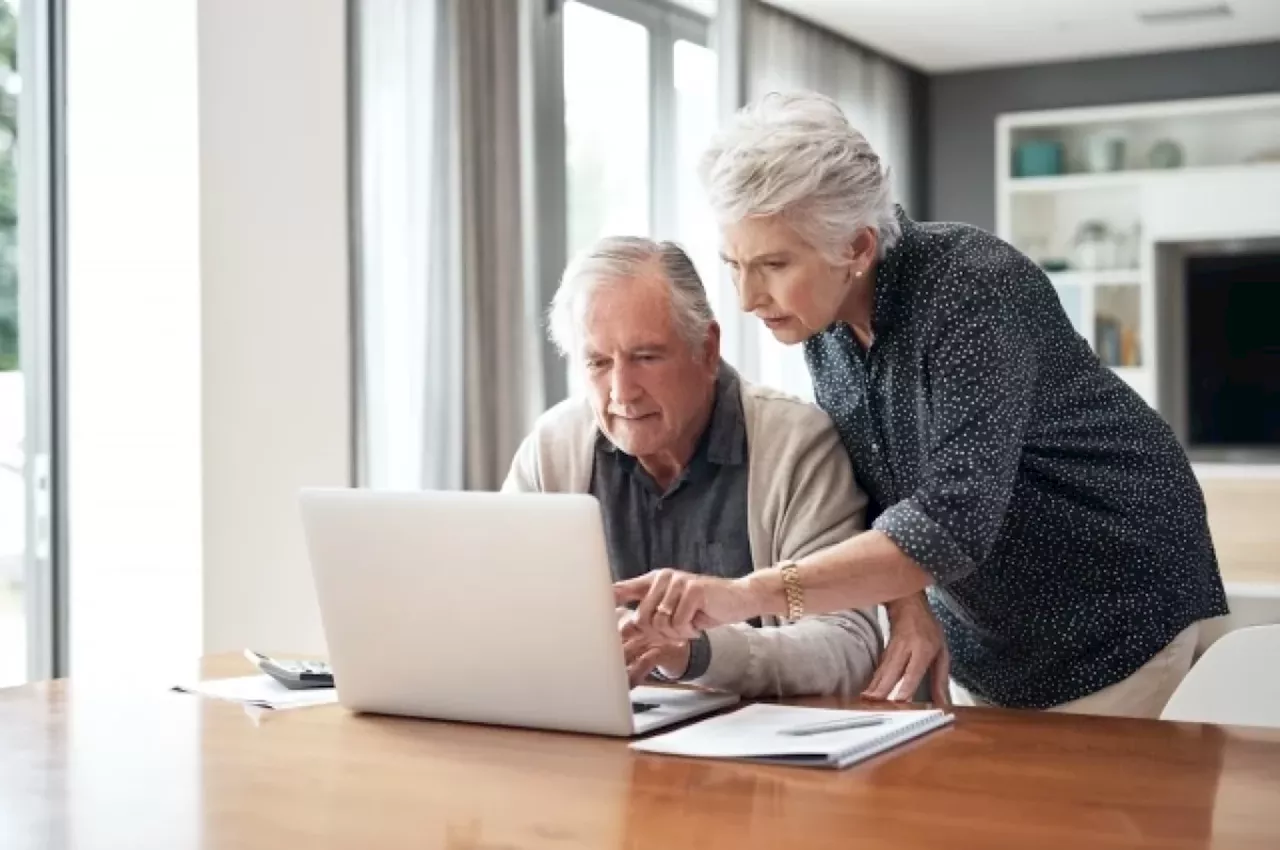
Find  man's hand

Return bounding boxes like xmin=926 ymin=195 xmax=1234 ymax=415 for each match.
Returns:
xmin=863 ymin=592 xmax=951 ymax=705
xmin=617 ymin=608 xmax=693 ymax=687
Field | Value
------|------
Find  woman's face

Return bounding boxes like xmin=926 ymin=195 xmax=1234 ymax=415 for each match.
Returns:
xmin=720 ymin=215 xmax=866 ymax=345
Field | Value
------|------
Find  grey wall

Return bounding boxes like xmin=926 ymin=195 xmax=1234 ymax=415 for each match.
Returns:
xmin=928 ymin=41 xmax=1280 ymax=232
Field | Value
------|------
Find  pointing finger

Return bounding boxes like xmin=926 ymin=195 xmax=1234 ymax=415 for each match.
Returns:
xmin=614 ymin=574 xmax=655 ymax=605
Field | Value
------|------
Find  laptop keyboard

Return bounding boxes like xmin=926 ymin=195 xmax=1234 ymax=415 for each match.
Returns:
xmin=631 ymin=702 xmax=659 ymax=714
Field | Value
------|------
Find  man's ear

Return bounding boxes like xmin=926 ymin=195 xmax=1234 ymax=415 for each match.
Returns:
xmin=701 ymin=321 xmax=722 ymax=373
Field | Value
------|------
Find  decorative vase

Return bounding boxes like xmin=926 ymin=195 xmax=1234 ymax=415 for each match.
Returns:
xmin=1084 ymin=132 xmax=1127 ymax=172
xmin=1013 ymin=141 xmax=1064 ymax=178
xmin=1148 ymin=139 xmax=1184 ymax=169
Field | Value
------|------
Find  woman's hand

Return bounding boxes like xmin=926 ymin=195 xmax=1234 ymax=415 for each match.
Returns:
xmin=614 ymin=569 xmax=765 ymax=642
xmin=863 ymin=592 xmax=951 ymax=705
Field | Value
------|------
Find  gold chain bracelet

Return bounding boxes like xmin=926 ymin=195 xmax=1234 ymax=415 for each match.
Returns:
xmin=777 ymin=559 xmax=804 ymax=620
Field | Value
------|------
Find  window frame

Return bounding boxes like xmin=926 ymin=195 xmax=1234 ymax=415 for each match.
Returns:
xmin=524 ymin=0 xmax=714 ymax=405
xmin=567 ymin=0 xmax=710 ymax=247
xmin=14 ymin=0 xmax=69 ymax=681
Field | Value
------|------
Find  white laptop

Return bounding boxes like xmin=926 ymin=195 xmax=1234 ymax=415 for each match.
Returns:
xmin=297 ymin=488 xmax=739 ymax=737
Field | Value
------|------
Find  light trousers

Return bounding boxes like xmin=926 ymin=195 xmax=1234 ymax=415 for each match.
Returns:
xmin=951 ymin=623 xmax=1200 ymax=719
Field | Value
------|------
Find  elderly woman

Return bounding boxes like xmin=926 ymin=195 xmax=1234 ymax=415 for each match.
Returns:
xmin=618 ymin=92 xmax=1228 ymax=718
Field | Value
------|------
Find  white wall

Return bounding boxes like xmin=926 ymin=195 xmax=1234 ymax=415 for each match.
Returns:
xmin=65 ymin=0 xmax=350 ymax=679
xmin=198 ymin=0 xmax=351 ymax=656
xmin=66 ymin=0 xmax=204 ymax=681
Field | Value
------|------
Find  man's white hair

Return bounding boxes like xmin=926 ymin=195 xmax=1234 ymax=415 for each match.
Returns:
xmin=548 ymin=236 xmax=715 ymax=358
xmin=699 ymin=91 xmax=900 ymax=262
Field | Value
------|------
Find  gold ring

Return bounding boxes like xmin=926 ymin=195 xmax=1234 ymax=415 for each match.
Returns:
xmin=656 ymin=605 xmax=673 ymax=617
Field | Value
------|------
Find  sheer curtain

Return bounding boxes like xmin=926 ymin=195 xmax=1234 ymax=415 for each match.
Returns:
xmin=356 ymin=0 xmax=543 ymax=491
xmin=731 ymin=1 xmax=915 ymax=399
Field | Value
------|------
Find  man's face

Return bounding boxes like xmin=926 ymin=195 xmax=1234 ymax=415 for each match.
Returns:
xmin=577 ymin=275 xmax=720 ymax=462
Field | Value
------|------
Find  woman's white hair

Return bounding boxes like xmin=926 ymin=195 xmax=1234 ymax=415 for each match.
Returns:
xmin=548 ymin=236 xmax=715 ymax=358
xmin=699 ymin=91 xmax=900 ymax=261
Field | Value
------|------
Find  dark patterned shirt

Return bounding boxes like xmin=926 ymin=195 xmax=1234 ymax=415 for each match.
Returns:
xmin=805 ymin=208 xmax=1227 ymax=709
xmin=590 ymin=365 xmax=753 ymax=680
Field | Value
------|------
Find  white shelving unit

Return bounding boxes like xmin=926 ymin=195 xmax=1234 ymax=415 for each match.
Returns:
xmin=995 ymin=93 xmax=1280 ymax=409
xmin=1007 ymin=162 xmax=1280 ymax=195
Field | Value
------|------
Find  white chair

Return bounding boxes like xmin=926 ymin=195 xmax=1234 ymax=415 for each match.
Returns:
xmin=1161 ymin=625 xmax=1280 ymax=728
xmin=1195 ymin=583 xmax=1280 ymax=656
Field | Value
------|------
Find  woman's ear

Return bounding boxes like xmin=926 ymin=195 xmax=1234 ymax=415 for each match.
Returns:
xmin=851 ymin=228 xmax=879 ymax=271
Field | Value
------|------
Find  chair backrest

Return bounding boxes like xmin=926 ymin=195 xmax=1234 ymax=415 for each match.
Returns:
xmin=1162 ymin=625 xmax=1280 ymax=728
xmin=1194 ymin=583 xmax=1280 ymax=658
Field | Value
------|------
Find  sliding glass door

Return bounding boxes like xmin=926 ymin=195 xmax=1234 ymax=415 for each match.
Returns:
xmin=1 ymin=0 xmax=64 ymax=686
xmin=563 ymin=1 xmax=651 ymax=262
xmin=559 ymin=0 xmax=718 ymax=394
xmin=0 ymin=0 xmax=22 ymax=684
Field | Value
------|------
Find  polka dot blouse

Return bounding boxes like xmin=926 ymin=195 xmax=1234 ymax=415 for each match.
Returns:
xmin=804 ymin=208 xmax=1228 ymax=709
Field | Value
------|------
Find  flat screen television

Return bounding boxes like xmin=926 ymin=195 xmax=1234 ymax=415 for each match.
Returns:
xmin=1184 ymin=252 xmax=1280 ymax=451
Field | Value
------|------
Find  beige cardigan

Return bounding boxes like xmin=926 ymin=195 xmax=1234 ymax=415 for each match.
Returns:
xmin=502 ymin=380 xmax=883 ymax=698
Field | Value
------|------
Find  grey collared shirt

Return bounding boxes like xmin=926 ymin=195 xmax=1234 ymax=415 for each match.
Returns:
xmin=589 ymin=365 xmax=753 ymax=680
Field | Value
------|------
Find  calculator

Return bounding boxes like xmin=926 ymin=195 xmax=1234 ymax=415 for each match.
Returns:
xmin=245 ymin=650 xmax=335 ymax=690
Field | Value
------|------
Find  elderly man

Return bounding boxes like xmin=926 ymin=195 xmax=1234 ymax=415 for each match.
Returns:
xmin=502 ymin=236 xmax=883 ymax=698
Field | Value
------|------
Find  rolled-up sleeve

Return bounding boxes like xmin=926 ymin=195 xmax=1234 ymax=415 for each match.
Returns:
xmin=690 ymin=401 xmax=881 ymax=698
xmin=873 ymin=284 xmax=1036 ymax=585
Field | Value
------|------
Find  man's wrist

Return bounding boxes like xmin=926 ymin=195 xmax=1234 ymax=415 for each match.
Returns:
xmin=655 ymin=634 xmax=709 ymax=681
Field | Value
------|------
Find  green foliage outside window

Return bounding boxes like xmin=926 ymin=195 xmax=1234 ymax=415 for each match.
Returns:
xmin=0 ymin=1 xmax=19 ymax=372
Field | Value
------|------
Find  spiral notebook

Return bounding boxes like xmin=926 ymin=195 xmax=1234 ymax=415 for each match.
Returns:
xmin=629 ymin=704 xmax=954 ymax=769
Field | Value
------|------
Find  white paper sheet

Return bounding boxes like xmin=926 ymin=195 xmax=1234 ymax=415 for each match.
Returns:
xmin=171 ymin=675 xmax=339 ymax=710
xmin=631 ymin=704 xmax=954 ymax=768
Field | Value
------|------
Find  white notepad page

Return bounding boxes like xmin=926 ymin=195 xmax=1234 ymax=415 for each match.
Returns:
xmin=630 ymin=704 xmax=954 ymax=769
xmin=171 ymin=675 xmax=339 ymax=710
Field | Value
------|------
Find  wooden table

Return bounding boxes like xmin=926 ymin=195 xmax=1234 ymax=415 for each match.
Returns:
xmin=3 ymin=654 xmax=1279 ymax=850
